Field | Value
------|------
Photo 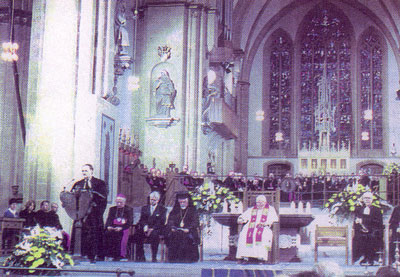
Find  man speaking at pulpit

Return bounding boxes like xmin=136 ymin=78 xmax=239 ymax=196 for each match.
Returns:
xmin=71 ymin=164 xmax=108 ymax=264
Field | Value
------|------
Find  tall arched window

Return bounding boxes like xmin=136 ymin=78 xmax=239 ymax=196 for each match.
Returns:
xmin=359 ymin=29 xmax=384 ymax=150
xmin=263 ymin=30 xmax=293 ymax=153
xmin=299 ymin=6 xmax=352 ymax=151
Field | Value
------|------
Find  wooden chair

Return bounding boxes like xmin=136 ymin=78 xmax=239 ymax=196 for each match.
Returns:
xmin=240 ymin=189 xmax=281 ymax=264
xmin=314 ymin=225 xmax=348 ymax=265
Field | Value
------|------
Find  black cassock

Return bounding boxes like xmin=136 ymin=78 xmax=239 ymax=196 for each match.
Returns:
xmin=389 ymin=205 xmax=400 ymax=264
xmin=352 ymin=205 xmax=383 ymax=264
xmin=166 ymin=205 xmax=200 ymax=263
xmin=71 ymin=177 xmax=108 ymax=261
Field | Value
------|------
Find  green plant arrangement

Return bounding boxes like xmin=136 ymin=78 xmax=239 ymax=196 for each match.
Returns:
xmin=383 ymin=162 xmax=400 ymax=175
xmin=324 ymin=184 xmax=391 ymax=222
xmin=190 ymin=182 xmax=240 ymax=214
xmin=190 ymin=182 xmax=240 ymax=235
xmin=3 ymin=225 xmax=74 ymax=275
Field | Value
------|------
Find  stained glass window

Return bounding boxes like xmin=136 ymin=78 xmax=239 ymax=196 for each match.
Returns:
xmin=268 ymin=33 xmax=292 ymax=150
xmin=299 ymin=8 xmax=352 ymax=150
xmin=360 ymin=31 xmax=384 ymax=150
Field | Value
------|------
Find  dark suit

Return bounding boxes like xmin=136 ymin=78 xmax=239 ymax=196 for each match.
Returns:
xmin=134 ymin=204 xmax=167 ymax=261
xmin=352 ymin=205 xmax=383 ymax=264
xmin=71 ymin=177 xmax=108 ymax=261
xmin=104 ymin=205 xmax=133 ymax=259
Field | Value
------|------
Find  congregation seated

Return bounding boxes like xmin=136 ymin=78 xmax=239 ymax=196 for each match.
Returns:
xmin=132 ymin=191 xmax=167 ymax=262
xmin=166 ymin=191 xmax=200 ymax=263
xmin=19 ymin=200 xmax=36 ymax=227
xmin=236 ymin=195 xmax=278 ymax=264
xmin=104 ymin=194 xmax=133 ymax=261
xmin=4 ymin=198 xmax=19 ymax=218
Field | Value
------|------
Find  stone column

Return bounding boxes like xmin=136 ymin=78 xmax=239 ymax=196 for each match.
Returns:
xmin=235 ymin=81 xmax=250 ymax=174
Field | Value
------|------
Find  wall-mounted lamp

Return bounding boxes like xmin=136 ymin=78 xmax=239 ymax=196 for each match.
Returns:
xmin=361 ymin=131 xmax=370 ymax=141
xmin=1 ymin=0 xmax=18 ymax=62
xmin=255 ymin=110 xmax=265 ymax=121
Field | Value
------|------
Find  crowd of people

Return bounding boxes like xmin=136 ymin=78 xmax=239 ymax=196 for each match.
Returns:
xmin=136 ymin=163 xmax=385 ymax=205
xmin=5 ymin=162 xmax=400 ymax=274
xmin=3 ymin=198 xmax=69 ymax=250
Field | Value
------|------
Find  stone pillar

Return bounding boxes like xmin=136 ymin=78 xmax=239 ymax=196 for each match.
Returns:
xmin=235 ymin=81 xmax=250 ymax=174
xmin=23 ymin=0 xmax=105 ymax=234
xmin=0 ymin=1 xmax=31 ymax=214
xmin=185 ymin=6 xmax=204 ymax=172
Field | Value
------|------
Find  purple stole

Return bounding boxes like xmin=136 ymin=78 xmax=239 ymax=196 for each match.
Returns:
xmin=246 ymin=203 xmax=269 ymax=245
xmin=113 ymin=218 xmax=129 ymax=258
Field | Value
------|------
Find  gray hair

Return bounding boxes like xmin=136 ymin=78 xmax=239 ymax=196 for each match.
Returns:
xmin=150 ymin=191 xmax=160 ymax=200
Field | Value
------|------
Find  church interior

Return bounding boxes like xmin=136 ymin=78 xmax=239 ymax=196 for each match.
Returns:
xmin=1 ymin=0 xmax=400 ymax=273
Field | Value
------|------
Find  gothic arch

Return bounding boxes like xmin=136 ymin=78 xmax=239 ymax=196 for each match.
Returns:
xmin=294 ymin=2 xmax=355 ymax=153
xmin=356 ymin=26 xmax=388 ymax=157
xmin=262 ymin=28 xmax=294 ymax=156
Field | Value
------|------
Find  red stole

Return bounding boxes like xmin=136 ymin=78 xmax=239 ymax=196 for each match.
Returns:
xmin=246 ymin=203 xmax=269 ymax=245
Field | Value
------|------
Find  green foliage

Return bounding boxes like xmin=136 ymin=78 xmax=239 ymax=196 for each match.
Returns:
xmin=189 ymin=182 xmax=240 ymax=214
xmin=3 ymin=225 xmax=74 ymax=275
xmin=325 ymin=184 xmax=391 ymax=221
xmin=383 ymin=162 xmax=400 ymax=175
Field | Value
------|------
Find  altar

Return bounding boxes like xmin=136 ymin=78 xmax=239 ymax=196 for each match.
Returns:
xmin=212 ymin=212 xmax=314 ymax=263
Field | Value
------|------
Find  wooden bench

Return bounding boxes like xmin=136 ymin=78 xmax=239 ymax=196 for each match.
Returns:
xmin=315 ymin=225 xmax=348 ymax=265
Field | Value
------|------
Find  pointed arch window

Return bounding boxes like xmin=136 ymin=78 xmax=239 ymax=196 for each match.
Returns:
xmin=359 ymin=31 xmax=384 ymax=150
xmin=267 ymin=33 xmax=292 ymax=151
xmin=299 ymin=7 xmax=352 ymax=150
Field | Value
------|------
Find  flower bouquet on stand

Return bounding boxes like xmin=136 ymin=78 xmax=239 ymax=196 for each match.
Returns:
xmin=324 ymin=184 xmax=391 ymax=224
xmin=190 ymin=182 xmax=240 ymax=235
xmin=3 ymin=225 xmax=74 ymax=276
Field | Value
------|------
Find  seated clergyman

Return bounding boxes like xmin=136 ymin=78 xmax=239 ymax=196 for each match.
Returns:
xmin=104 ymin=194 xmax=133 ymax=261
xmin=236 ymin=195 xmax=279 ymax=264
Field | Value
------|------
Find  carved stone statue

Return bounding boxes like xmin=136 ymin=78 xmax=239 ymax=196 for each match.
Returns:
xmin=153 ymin=70 xmax=177 ymax=117
xmin=115 ymin=0 xmax=130 ymax=56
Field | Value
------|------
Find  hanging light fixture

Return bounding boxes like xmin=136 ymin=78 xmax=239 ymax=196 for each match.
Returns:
xmin=1 ymin=0 xmax=18 ymax=62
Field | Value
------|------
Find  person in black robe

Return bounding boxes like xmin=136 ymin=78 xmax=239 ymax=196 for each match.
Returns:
xmin=389 ymin=205 xmax=400 ymax=264
xmin=19 ymin=200 xmax=36 ymax=228
xmin=71 ymin=163 xmax=108 ymax=263
xmin=104 ymin=194 xmax=133 ymax=261
xmin=34 ymin=200 xmax=53 ymax=227
xmin=166 ymin=191 xmax=200 ymax=263
xmin=352 ymin=191 xmax=383 ymax=265
xmin=133 ymin=191 xmax=167 ymax=262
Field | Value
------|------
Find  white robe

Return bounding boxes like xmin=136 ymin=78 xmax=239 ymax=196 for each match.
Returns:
xmin=236 ymin=206 xmax=279 ymax=261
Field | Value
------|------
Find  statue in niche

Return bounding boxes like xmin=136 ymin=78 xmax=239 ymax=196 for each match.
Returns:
xmin=115 ymin=0 xmax=130 ymax=56
xmin=153 ymin=70 xmax=177 ymax=117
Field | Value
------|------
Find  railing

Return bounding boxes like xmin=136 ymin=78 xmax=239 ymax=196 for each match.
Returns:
xmin=0 ymin=266 xmax=134 ymax=276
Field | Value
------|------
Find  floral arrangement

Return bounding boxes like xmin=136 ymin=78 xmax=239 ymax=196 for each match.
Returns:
xmin=324 ymin=184 xmax=391 ymax=222
xmin=383 ymin=162 xmax=400 ymax=175
xmin=3 ymin=225 xmax=74 ymax=275
xmin=190 ymin=182 xmax=240 ymax=214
